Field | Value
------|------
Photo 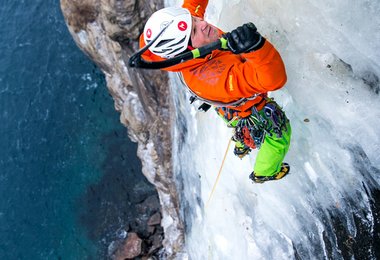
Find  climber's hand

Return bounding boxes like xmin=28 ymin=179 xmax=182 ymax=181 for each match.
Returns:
xmin=225 ymin=23 xmax=265 ymax=54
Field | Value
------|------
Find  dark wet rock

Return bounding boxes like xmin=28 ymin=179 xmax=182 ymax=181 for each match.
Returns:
xmin=147 ymin=225 xmax=156 ymax=234
xmin=112 ymin=212 xmax=164 ymax=259
xmin=115 ymin=232 xmax=142 ymax=259
xmin=131 ymin=196 xmax=161 ymax=238
xmin=148 ymin=212 xmax=161 ymax=226
xmin=138 ymin=195 xmax=161 ymax=213
xmin=148 ymin=229 xmax=164 ymax=255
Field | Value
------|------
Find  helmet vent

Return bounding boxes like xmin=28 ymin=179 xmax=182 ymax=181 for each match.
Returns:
xmin=156 ymin=39 xmax=176 ymax=47
xmin=153 ymin=49 xmax=169 ymax=54
xmin=166 ymin=46 xmax=185 ymax=57
xmin=168 ymin=36 xmax=187 ymax=47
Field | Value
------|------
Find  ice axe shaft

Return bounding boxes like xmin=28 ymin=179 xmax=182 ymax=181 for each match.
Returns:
xmin=129 ymin=36 xmax=228 ymax=69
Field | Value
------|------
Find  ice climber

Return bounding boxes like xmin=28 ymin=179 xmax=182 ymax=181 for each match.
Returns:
xmin=136 ymin=0 xmax=291 ymax=183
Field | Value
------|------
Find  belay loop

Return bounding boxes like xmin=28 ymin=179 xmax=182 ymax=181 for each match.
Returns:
xmin=233 ymin=100 xmax=288 ymax=149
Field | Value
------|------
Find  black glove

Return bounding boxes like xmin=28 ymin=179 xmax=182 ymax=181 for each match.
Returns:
xmin=225 ymin=23 xmax=265 ymax=54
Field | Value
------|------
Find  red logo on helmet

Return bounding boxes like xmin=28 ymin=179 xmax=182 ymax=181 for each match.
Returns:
xmin=146 ymin=28 xmax=152 ymax=38
xmin=178 ymin=21 xmax=188 ymax=31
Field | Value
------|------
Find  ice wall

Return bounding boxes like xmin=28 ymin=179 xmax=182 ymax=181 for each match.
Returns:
xmin=169 ymin=0 xmax=380 ymax=259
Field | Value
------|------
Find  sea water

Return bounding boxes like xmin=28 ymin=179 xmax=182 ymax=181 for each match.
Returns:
xmin=0 ymin=1 xmax=153 ymax=259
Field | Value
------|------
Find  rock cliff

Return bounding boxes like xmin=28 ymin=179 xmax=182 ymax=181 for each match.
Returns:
xmin=60 ymin=0 xmax=184 ymax=258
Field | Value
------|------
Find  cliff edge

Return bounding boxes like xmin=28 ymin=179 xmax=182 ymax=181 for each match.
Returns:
xmin=60 ymin=0 xmax=184 ymax=258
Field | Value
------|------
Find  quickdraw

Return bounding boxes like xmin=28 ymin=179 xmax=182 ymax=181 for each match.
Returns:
xmin=233 ymin=114 xmax=266 ymax=149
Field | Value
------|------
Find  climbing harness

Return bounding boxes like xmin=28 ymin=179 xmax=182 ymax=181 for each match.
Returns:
xmin=232 ymin=99 xmax=288 ymax=150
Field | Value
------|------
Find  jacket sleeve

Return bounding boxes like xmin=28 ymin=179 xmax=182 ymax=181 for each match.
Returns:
xmin=182 ymin=0 xmax=209 ymax=18
xmin=229 ymin=40 xmax=287 ymax=95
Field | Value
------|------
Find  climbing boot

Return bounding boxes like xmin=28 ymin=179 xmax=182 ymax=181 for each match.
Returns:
xmin=233 ymin=145 xmax=251 ymax=159
xmin=249 ymin=163 xmax=290 ymax=183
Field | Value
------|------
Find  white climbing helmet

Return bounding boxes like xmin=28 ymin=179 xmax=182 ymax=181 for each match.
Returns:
xmin=144 ymin=7 xmax=192 ymax=59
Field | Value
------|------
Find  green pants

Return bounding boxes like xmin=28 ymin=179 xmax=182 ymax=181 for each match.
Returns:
xmin=254 ymin=121 xmax=291 ymax=176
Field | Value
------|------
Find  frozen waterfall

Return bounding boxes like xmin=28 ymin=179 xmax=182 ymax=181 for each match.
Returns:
xmin=168 ymin=0 xmax=380 ymax=259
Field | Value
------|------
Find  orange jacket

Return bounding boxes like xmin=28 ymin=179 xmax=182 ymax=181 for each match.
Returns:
xmin=139 ymin=0 xmax=287 ymax=117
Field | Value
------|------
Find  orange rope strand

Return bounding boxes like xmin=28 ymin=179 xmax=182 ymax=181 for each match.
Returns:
xmin=206 ymin=138 xmax=232 ymax=207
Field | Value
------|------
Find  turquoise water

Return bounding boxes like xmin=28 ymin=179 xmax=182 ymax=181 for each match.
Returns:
xmin=0 ymin=1 xmax=155 ymax=259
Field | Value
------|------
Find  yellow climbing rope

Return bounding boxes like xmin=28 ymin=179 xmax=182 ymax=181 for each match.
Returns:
xmin=206 ymin=138 xmax=232 ymax=207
